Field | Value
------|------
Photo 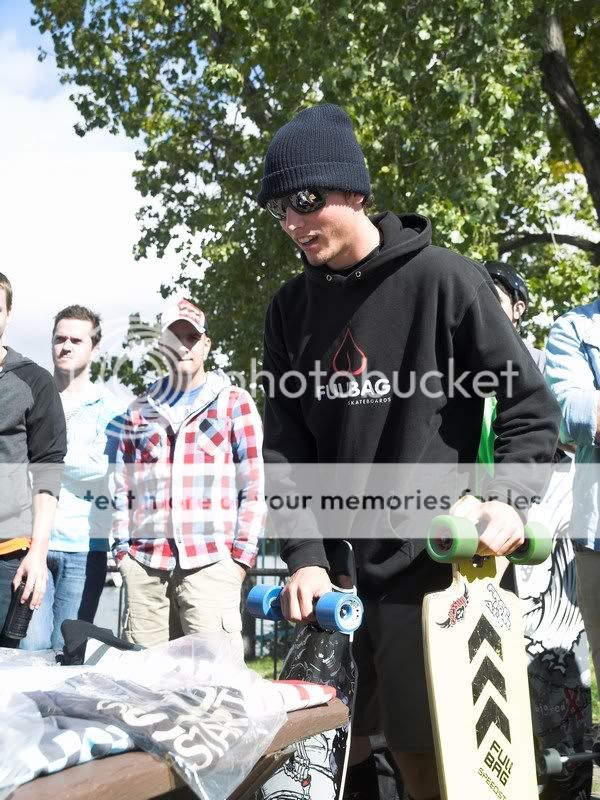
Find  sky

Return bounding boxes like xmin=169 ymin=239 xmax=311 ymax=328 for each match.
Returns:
xmin=0 ymin=1 xmax=181 ymax=372
xmin=1 ymin=2 xmax=596 ymax=375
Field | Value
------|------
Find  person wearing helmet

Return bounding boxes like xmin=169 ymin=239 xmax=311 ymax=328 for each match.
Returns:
xmin=484 ymin=262 xmax=545 ymax=371
xmin=479 ymin=265 xmax=591 ymax=800
xmin=484 ymin=262 xmax=529 ymax=319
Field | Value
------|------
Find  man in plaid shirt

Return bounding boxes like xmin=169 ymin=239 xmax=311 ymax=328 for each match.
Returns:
xmin=112 ymin=299 xmax=265 ymax=655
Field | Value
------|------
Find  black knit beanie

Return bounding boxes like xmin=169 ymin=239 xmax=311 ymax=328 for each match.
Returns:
xmin=257 ymin=104 xmax=371 ymax=207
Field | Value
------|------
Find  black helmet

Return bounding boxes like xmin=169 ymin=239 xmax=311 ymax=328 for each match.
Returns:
xmin=484 ymin=262 xmax=529 ymax=309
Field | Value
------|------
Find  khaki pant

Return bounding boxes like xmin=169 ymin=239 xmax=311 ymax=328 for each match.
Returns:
xmin=575 ymin=549 xmax=600 ymax=681
xmin=119 ymin=555 xmax=244 ymax=657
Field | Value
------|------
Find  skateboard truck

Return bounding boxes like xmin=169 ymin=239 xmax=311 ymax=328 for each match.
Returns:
xmin=539 ymin=742 xmax=600 ymax=779
xmin=426 ymin=515 xmax=552 ymax=566
xmin=247 ymin=585 xmax=364 ymax=633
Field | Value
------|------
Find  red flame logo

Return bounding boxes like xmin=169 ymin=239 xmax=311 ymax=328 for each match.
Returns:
xmin=332 ymin=328 xmax=367 ymax=376
xmin=437 ymin=584 xmax=469 ymax=629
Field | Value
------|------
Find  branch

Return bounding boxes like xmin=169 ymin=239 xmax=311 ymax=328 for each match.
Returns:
xmin=540 ymin=12 xmax=600 ymax=224
xmin=499 ymin=232 xmax=600 ymax=263
xmin=241 ymin=74 xmax=272 ymax=130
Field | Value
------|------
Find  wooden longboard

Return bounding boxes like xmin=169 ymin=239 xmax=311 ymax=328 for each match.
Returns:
xmin=423 ymin=556 xmax=538 ymax=800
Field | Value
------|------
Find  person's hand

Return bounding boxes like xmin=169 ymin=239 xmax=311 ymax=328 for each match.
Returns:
xmin=13 ymin=545 xmax=48 ymax=609
xmin=116 ymin=552 xmax=130 ymax=572
xmin=234 ymin=561 xmax=247 ymax=581
xmin=280 ymin=566 xmax=332 ymax=623
xmin=450 ymin=495 xmax=525 ymax=557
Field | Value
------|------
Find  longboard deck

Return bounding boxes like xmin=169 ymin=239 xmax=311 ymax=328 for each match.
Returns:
xmin=423 ymin=557 xmax=539 ymax=800
xmin=257 ymin=542 xmax=357 ymax=800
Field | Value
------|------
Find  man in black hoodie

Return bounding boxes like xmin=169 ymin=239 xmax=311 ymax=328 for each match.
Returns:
xmin=258 ymin=105 xmax=561 ymax=800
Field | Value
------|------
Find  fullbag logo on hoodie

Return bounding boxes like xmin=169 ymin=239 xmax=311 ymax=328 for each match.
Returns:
xmin=316 ymin=328 xmax=391 ymax=403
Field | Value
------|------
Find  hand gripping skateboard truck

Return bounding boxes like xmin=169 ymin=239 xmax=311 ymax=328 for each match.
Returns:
xmin=426 ymin=516 xmax=552 ymax=567
xmin=423 ymin=514 xmax=552 ymax=800
xmin=247 ymin=584 xmax=364 ymax=633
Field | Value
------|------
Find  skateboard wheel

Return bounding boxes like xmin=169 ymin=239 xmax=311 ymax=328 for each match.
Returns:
xmin=541 ymin=748 xmax=564 ymax=776
xmin=246 ymin=584 xmax=283 ymax=621
xmin=426 ymin=515 xmax=479 ymax=563
xmin=315 ymin=592 xmax=363 ymax=633
xmin=508 ymin=521 xmax=552 ymax=565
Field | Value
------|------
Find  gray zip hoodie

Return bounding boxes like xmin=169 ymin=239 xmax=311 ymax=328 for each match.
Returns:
xmin=0 ymin=347 xmax=66 ymax=539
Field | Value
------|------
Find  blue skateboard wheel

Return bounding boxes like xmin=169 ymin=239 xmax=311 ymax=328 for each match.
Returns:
xmin=247 ymin=584 xmax=283 ymax=621
xmin=315 ymin=592 xmax=363 ymax=633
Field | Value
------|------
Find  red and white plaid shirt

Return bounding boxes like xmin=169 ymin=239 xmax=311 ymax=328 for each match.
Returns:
xmin=112 ymin=372 xmax=265 ymax=571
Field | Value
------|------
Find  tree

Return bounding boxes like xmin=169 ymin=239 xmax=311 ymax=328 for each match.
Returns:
xmin=33 ymin=0 xmax=599 ymax=370
xmin=89 ymin=312 xmax=162 ymax=395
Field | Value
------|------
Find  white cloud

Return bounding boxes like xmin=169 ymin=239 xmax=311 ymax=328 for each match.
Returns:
xmin=0 ymin=27 xmax=184 ymax=372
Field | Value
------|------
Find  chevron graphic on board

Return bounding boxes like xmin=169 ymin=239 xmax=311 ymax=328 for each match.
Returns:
xmin=471 ymin=655 xmax=507 ymax=704
xmin=468 ymin=614 xmax=502 ymax=662
xmin=475 ymin=697 xmax=511 ymax=747
xmin=468 ymin=614 xmax=511 ymax=747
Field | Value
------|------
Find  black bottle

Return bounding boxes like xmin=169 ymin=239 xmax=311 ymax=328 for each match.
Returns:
xmin=3 ymin=581 xmax=34 ymax=640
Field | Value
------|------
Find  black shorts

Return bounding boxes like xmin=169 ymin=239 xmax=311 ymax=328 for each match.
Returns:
xmin=352 ymin=552 xmax=515 ymax=752
xmin=352 ymin=552 xmax=450 ymax=752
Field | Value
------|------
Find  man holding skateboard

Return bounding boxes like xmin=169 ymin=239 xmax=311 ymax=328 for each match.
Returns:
xmin=258 ymin=105 xmax=561 ymax=800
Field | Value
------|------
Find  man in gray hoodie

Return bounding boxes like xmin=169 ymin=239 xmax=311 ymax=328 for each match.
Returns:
xmin=0 ymin=272 xmax=66 ymax=646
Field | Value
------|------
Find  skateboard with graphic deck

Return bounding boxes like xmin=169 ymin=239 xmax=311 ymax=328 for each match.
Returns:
xmin=247 ymin=541 xmax=361 ymax=800
xmin=422 ymin=515 xmax=552 ymax=800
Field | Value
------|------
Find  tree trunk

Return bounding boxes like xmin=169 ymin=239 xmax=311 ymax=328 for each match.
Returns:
xmin=540 ymin=12 xmax=600 ymax=227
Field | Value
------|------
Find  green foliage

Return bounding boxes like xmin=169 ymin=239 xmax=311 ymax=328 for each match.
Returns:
xmin=514 ymin=246 xmax=598 ymax=346
xmin=245 ymin=655 xmax=276 ymax=679
xmin=33 ymin=0 xmax=600 ymax=378
xmin=89 ymin=313 xmax=162 ymax=394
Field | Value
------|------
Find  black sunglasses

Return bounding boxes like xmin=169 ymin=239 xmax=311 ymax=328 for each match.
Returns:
xmin=265 ymin=189 xmax=327 ymax=220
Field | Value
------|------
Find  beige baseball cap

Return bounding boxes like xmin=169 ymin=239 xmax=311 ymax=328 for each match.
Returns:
xmin=161 ymin=298 xmax=207 ymax=335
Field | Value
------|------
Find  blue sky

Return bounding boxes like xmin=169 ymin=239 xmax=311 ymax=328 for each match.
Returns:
xmin=0 ymin=2 xmax=39 ymax=47
xmin=0 ymin=1 xmax=179 ymax=375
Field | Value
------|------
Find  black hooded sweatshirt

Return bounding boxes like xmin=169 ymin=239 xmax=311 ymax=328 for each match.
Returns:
xmin=262 ymin=212 xmax=560 ymax=594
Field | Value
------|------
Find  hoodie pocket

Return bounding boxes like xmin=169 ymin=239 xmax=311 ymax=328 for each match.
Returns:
xmin=221 ymin=608 xmax=243 ymax=633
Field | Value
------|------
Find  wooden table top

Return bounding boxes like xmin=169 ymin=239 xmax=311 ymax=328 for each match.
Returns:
xmin=12 ymin=698 xmax=348 ymax=800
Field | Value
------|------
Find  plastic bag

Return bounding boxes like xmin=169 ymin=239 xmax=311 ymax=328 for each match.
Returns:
xmin=0 ymin=692 xmax=44 ymax=800
xmin=24 ymin=634 xmax=287 ymax=800
xmin=0 ymin=647 xmax=90 ymax=698
xmin=0 ymin=647 xmax=58 ymax=668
